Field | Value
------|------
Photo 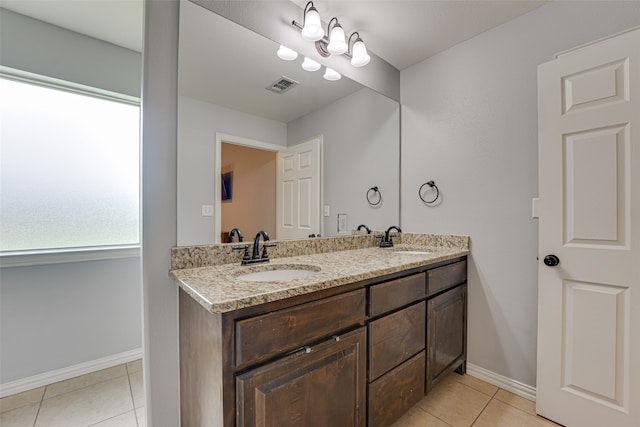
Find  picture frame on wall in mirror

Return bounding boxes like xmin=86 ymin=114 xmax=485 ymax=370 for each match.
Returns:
xmin=221 ymin=171 xmax=233 ymax=202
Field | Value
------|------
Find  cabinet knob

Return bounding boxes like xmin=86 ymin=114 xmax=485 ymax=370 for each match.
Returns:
xmin=304 ymin=346 xmax=312 ymax=354
xmin=543 ymin=255 xmax=560 ymax=267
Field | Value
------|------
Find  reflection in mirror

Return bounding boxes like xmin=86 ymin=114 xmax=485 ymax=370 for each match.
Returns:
xmin=177 ymin=0 xmax=399 ymax=245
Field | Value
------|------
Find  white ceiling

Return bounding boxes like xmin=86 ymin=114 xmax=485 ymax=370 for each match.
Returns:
xmin=2 ymin=0 xmax=546 ymax=70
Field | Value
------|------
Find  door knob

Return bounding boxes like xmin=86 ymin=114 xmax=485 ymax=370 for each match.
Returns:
xmin=543 ymin=255 xmax=560 ymax=267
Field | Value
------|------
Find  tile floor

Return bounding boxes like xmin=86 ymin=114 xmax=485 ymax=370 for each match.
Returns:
xmin=0 ymin=360 xmax=144 ymax=427
xmin=1 ymin=360 xmax=560 ymax=427
xmin=391 ymin=372 xmax=561 ymax=427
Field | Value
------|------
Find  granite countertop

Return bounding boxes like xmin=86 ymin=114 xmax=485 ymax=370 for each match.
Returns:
xmin=171 ymin=244 xmax=468 ymax=313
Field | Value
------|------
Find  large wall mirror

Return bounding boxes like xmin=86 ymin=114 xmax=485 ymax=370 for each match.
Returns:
xmin=177 ymin=0 xmax=399 ymax=245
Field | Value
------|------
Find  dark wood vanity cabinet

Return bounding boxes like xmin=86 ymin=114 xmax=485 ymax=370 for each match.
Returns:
xmin=426 ymin=262 xmax=468 ymax=393
xmin=237 ymin=327 xmax=366 ymax=427
xmin=179 ymin=257 xmax=467 ymax=427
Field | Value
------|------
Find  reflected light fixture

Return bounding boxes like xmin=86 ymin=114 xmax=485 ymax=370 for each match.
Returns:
xmin=292 ymin=1 xmax=371 ymax=68
xmin=301 ymin=57 xmax=321 ymax=72
xmin=277 ymin=45 xmax=298 ymax=61
xmin=323 ymin=67 xmax=341 ymax=81
xmin=300 ymin=1 xmax=324 ymax=41
xmin=326 ymin=18 xmax=347 ymax=55
xmin=348 ymin=32 xmax=370 ymax=67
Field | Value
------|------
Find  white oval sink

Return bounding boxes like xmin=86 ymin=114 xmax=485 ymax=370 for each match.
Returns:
xmin=395 ymin=250 xmax=432 ymax=255
xmin=237 ymin=267 xmax=319 ymax=282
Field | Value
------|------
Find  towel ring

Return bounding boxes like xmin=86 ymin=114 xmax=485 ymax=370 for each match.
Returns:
xmin=419 ymin=181 xmax=440 ymax=204
xmin=366 ymin=186 xmax=382 ymax=206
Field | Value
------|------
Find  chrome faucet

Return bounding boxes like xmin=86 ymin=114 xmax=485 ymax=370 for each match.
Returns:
xmin=380 ymin=226 xmax=401 ymax=248
xmin=229 ymin=227 xmax=243 ymax=242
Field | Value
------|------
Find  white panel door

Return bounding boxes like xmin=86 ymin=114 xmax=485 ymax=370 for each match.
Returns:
xmin=276 ymin=137 xmax=322 ymax=240
xmin=537 ymin=28 xmax=639 ymax=427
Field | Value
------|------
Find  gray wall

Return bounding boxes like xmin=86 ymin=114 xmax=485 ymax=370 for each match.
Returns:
xmin=0 ymin=8 xmax=141 ymax=97
xmin=141 ymin=0 xmax=180 ymax=424
xmin=287 ymin=88 xmax=400 ymax=235
xmin=0 ymin=10 xmax=142 ymax=384
xmin=400 ymin=0 xmax=640 ymax=387
xmin=0 ymin=259 xmax=141 ymax=383
xmin=177 ymin=95 xmax=287 ymax=246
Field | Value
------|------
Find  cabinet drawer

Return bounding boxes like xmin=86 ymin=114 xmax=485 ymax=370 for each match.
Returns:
xmin=369 ymin=302 xmax=426 ymax=381
xmin=369 ymin=273 xmax=426 ymax=317
xmin=368 ymin=351 xmax=426 ymax=427
xmin=426 ymin=260 xmax=467 ymax=297
xmin=235 ymin=289 xmax=366 ymax=367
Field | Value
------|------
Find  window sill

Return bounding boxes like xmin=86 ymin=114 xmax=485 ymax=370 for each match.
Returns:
xmin=0 ymin=245 xmax=141 ymax=268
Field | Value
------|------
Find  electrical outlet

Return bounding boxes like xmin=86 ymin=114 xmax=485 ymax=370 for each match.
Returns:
xmin=202 ymin=205 xmax=214 ymax=217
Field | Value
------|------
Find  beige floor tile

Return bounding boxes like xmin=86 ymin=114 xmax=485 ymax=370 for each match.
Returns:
xmin=135 ymin=407 xmax=146 ymax=427
xmin=418 ymin=381 xmax=491 ymax=427
xmin=0 ymin=387 xmax=44 ymax=413
xmin=451 ymin=374 xmax=498 ymax=397
xmin=473 ymin=399 xmax=557 ymax=427
xmin=0 ymin=402 xmax=39 ymax=427
xmin=494 ymin=389 xmax=536 ymax=415
xmin=125 ymin=360 xmax=142 ymax=375
xmin=128 ymin=371 xmax=144 ymax=409
xmin=392 ymin=404 xmax=451 ymax=427
xmin=44 ymin=365 xmax=128 ymax=400
xmin=90 ymin=410 xmax=138 ymax=427
xmin=35 ymin=376 xmax=133 ymax=427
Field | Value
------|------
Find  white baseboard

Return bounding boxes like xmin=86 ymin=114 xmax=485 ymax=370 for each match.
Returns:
xmin=0 ymin=348 xmax=142 ymax=398
xmin=466 ymin=362 xmax=537 ymax=402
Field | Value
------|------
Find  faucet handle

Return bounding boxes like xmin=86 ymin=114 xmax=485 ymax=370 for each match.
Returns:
xmin=261 ymin=243 xmax=277 ymax=259
xmin=233 ymin=245 xmax=251 ymax=263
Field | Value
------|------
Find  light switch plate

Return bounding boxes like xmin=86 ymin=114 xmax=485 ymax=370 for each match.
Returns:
xmin=323 ymin=205 xmax=330 ymax=217
xmin=337 ymin=213 xmax=348 ymax=233
xmin=532 ymin=198 xmax=539 ymax=218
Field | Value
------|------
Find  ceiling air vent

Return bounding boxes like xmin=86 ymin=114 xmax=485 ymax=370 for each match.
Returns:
xmin=266 ymin=76 xmax=299 ymax=94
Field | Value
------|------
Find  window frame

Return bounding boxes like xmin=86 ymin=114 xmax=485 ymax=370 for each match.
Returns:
xmin=0 ymin=66 xmax=142 ymax=267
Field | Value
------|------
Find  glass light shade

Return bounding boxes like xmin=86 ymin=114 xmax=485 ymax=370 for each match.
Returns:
xmin=301 ymin=57 xmax=321 ymax=72
xmin=350 ymin=38 xmax=370 ymax=67
xmin=327 ymin=24 xmax=348 ymax=55
xmin=323 ymin=67 xmax=342 ymax=81
xmin=301 ymin=7 xmax=324 ymax=41
xmin=277 ymin=45 xmax=298 ymax=61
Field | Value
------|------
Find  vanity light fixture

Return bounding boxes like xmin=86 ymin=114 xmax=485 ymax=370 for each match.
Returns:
xmin=300 ymin=1 xmax=324 ymax=41
xmin=323 ymin=67 xmax=341 ymax=81
xmin=301 ymin=57 xmax=321 ymax=72
xmin=348 ymin=32 xmax=370 ymax=67
xmin=277 ymin=45 xmax=298 ymax=61
xmin=292 ymin=1 xmax=371 ymax=67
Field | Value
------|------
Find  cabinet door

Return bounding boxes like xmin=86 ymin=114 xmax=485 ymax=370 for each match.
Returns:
xmin=426 ymin=284 xmax=467 ymax=393
xmin=236 ymin=327 xmax=366 ymax=427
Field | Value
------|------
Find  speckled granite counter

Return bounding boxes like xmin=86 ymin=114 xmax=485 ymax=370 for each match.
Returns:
xmin=171 ymin=233 xmax=469 ymax=313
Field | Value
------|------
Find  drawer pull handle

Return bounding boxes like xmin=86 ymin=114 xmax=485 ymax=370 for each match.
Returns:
xmin=332 ymin=335 xmax=340 ymax=342
xmin=304 ymin=346 xmax=312 ymax=354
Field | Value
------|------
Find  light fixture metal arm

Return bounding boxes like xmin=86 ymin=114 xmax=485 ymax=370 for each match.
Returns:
xmin=291 ymin=20 xmax=353 ymax=59
xmin=347 ymin=31 xmax=360 ymax=55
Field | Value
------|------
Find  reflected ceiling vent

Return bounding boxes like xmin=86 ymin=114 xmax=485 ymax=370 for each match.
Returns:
xmin=266 ymin=76 xmax=299 ymax=94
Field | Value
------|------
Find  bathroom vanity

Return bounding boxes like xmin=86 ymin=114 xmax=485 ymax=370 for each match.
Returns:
xmin=172 ymin=234 xmax=468 ymax=427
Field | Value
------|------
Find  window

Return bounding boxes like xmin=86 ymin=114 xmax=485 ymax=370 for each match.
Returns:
xmin=0 ymin=74 xmax=140 ymax=256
